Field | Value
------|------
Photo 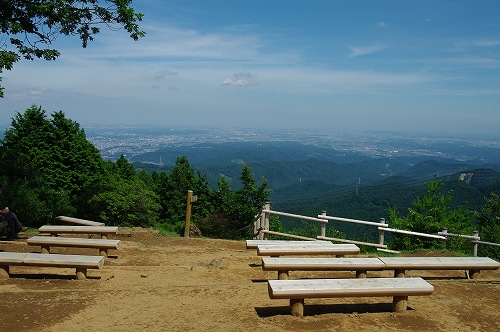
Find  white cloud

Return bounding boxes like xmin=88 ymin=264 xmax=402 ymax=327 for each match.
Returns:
xmin=375 ymin=21 xmax=388 ymax=28
xmin=155 ymin=70 xmax=178 ymax=79
xmin=349 ymin=44 xmax=385 ymax=57
xmin=473 ymin=39 xmax=500 ymax=48
xmin=222 ymin=72 xmax=258 ymax=86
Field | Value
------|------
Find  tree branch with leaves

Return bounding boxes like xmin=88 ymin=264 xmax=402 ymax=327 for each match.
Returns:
xmin=0 ymin=0 xmax=145 ymax=97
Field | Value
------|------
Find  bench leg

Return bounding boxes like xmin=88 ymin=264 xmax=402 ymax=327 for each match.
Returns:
xmin=469 ymin=269 xmax=480 ymax=279
xmin=41 ymin=245 xmax=50 ymax=254
xmin=99 ymin=248 xmax=108 ymax=257
xmin=278 ymin=270 xmax=289 ymax=280
xmin=356 ymin=270 xmax=367 ymax=278
xmin=0 ymin=265 xmax=10 ymax=279
xmin=394 ymin=269 xmax=406 ymax=278
xmin=290 ymin=298 xmax=305 ymax=317
xmin=76 ymin=268 xmax=88 ymax=280
xmin=393 ymin=296 xmax=408 ymax=312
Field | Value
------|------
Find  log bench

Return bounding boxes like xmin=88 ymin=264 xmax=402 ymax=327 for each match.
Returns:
xmin=27 ymin=236 xmax=121 ymax=257
xmin=267 ymin=277 xmax=434 ymax=317
xmin=256 ymin=243 xmax=360 ymax=257
xmin=55 ymin=216 xmax=105 ymax=226
xmin=262 ymin=257 xmax=385 ymax=279
xmin=246 ymin=240 xmax=331 ymax=250
xmin=0 ymin=252 xmax=105 ymax=280
xmin=38 ymin=225 xmax=118 ymax=239
xmin=378 ymin=256 xmax=500 ymax=279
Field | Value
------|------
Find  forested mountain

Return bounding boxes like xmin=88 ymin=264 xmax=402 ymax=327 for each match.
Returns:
xmin=90 ymin=128 xmax=499 ymax=227
xmin=131 ymin=141 xmax=500 ymax=237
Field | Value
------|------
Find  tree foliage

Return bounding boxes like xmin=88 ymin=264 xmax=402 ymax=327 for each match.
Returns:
xmin=0 ymin=105 xmax=105 ymax=226
xmin=2 ymin=105 xmax=104 ymax=195
xmin=0 ymin=0 xmax=145 ymax=97
xmin=476 ymin=193 xmax=500 ymax=259
xmin=87 ymin=159 xmax=160 ymax=228
xmin=388 ymin=176 xmax=475 ymax=252
xmin=197 ymin=163 xmax=272 ymax=239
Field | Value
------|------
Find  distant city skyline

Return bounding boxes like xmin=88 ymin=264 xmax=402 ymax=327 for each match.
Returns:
xmin=1 ymin=1 xmax=500 ymax=136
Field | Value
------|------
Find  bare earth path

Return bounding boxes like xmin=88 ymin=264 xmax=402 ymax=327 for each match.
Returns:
xmin=1 ymin=228 xmax=499 ymax=332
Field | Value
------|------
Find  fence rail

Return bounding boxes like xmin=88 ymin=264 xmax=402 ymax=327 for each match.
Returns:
xmin=255 ymin=204 xmax=499 ymax=256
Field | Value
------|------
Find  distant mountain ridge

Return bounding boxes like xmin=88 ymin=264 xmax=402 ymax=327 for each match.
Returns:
xmin=130 ymin=140 xmax=500 ymax=224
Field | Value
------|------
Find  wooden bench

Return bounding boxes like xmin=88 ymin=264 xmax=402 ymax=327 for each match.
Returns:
xmin=246 ymin=240 xmax=331 ymax=249
xmin=262 ymin=257 xmax=385 ymax=279
xmin=268 ymin=277 xmax=434 ymax=317
xmin=27 ymin=236 xmax=121 ymax=257
xmin=55 ymin=216 xmax=105 ymax=226
xmin=379 ymin=256 xmax=500 ymax=279
xmin=256 ymin=243 xmax=360 ymax=257
xmin=38 ymin=225 xmax=118 ymax=239
xmin=0 ymin=252 xmax=105 ymax=280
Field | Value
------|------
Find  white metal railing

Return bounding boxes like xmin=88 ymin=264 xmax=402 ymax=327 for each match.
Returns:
xmin=254 ymin=204 xmax=499 ymax=256
xmin=438 ymin=228 xmax=500 ymax=256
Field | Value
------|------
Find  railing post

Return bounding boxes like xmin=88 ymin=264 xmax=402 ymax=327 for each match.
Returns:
xmin=255 ymin=205 xmax=263 ymax=240
xmin=262 ymin=202 xmax=271 ymax=240
xmin=441 ymin=228 xmax=448 ymax=249
xmin=320 ymin=210 xmax=327 ymax=237
xmin=472 ymin=230 xmax=479 ymax=256
xmin=378 ymin=218 xmax=386 ymax=248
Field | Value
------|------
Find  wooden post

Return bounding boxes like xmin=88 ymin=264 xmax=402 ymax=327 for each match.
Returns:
xmin=378 ymin=218 xmax=386 ymax=248
xmin=76 ymin=268 xmax=87 ymax=280
xmin=393 ymin=296 xmax=408 ymax=312
xmin=356 ymin=270 xmax=367 ymax=278
xmin=290 ymin=298 xmax=305 ymax=317
xmin=184 ymin=190 xmax=194 ymax=238
xmin=0 ymin=265 xmax=9 ymax=279
xmin=254 ymin=206 xmax=263 ymax=240
xmin=41 ymin=245 xmax=50 ymax=254
xmin=99 ymin=249 xmax=108 ymax=257
xmin=278 ymin=270 xmax=289 ymax=280
xmin=472 ymin=230 xmax=479 ymax=256
xmin=320 ymin=210 xmax=327 ymax=237
xmin=260 ymin=202 xmax=270 ymax=240
xmin=264 ymin=202 xmax=270 ymax=239
xmin=469 ymin=269 xmax=480 ymax=279
xmin=394 ymin=269 xmax=406 ymax=278
xmin=441 ymin=228 xmax=448 ymax=249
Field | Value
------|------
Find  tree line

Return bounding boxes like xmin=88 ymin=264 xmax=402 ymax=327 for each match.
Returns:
xmin=0 ymin=105 xmax=271 ymax=239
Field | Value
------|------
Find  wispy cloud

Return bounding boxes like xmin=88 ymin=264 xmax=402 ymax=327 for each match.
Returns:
xmin=473 ymin=39 xmax=500 ymax=48
xmin=375 ymin=21 xmax=388 ymax=28
xmin=155 ymin=70 xmax=178 ymax=79
xmin=222 ymin=72 xmax=258 ymax=86
xmin=349 ymin=44 xmax=386 ymax=57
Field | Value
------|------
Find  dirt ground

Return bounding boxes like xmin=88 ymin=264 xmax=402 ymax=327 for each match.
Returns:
xmin=0 ymin=228 xmax=499 ymax=332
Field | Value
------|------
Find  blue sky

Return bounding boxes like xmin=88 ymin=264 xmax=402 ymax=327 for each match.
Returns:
xmin=1 ymin=0 xmax=500 ymax=136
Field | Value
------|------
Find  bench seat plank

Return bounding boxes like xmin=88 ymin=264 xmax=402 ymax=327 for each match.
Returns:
xmin=55 ymin=216 xmax=105 ymax=226
xmin=268 ymin=277 xmax=434 ymax=299
xmin=262 ymin=257 xmax=385 ymax=271
xmin=27 ymin=236 xmax=120 ymax=250
xmin=39 ymin=225 xmax=118 ymax=236
xmin=257 ymin=243 xmax=360 ymax=256
xmin=0 ymin=252 xmax=104 ymax=269
xmin=379 ymin=257 xmax=500 ymax=270
xmin=246 ymin=240 xmax=331 ymax=249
